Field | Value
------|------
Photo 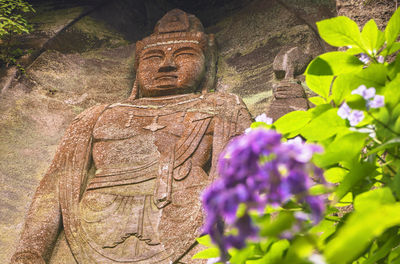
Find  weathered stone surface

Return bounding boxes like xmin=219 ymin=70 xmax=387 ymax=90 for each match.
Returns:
xmin=267 ymin=81 xmax=309 ymax=120
xmin=213 ymin=0 xmax=334 ymax=115
xmin=1 ymin=18 xmax=135 ymax=264
xmin=0 ymin=87 xmax=77 ymax=263
xmin=266 ymin=45 xmax=311 ymax=120
xmin=273 ymin=46 xmax=313 ymax=80
xmin=336 ymin=0 xmax=396 ymax=29
xmin=0 ymin=1 xmax=339 ymax=262
xmin=20 ymin=45 xmax=135 ymax=107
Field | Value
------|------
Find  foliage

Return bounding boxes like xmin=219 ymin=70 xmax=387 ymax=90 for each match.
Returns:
xmin=196 ymin=7 xmax=400 ymax=264
xmin=0 ymin=0 xmax=34 ymax=66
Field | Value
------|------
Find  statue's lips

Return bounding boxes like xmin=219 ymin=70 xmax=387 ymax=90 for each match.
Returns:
xmin=155 ymin=75 xmax=178 ymax=81
xmin=154 ymin=75 xmax=178 ymax=89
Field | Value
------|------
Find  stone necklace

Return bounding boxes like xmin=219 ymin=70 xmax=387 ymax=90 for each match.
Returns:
xmin=110 ymin=94 xmax=204 ymax=131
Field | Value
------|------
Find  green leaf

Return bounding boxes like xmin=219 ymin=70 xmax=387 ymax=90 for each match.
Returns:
xmin=393 ymin=117 xmax=400 ymax=134
xmin=334 ymin=162 xmax=375 ymax=201
xmin=309 ymin=184 xmax=329 ymax=195
xmin=393 ymin=171 xmax=400 ymax=200
xmin=336 ymin=192 xmax=353 ymax=206
xmin=324 ymin=167 xmax=348 ymax=183
xmin=346 ymin=46 xmax=364 ymax=55
xmin=299 ymin=108 xmax=346 ymax=141
xmin=376 ymin=106 xmax=390 ymax=126
xmin=196 ymin=235 xmax=213 ymax=247
xmin=353 ymin=63 xmax=387 ymax=89
xmin=308 ymin=96 xmax=326 ymax=106
xmin=260 ymin=211 xmax=295 ymax=237
xmin=361 ymin=19 xmax=385 ymax=55
xmin=354 ymin=187 xmax=396 ymax=212
xmin=250 ymin=122 xmax=271 ymax=130
xmin=381 ymin=42 xmax=400 ymax=56
xmin=274 ymin=110 xmax=311 ymax=134
xmin=305 ymin=52 xmax=364 ymax=76
xmin=310 ymin=220 xmax=337 ymax=248
xmin=310 ymin=104 xmax=332 ymax=118
xmin=331 ymin=74 xmax=354 ymax=105
xmin=384 ymin=74 xmax=400 ymax=109
xmin=331 ymin=64 xmax=387 ymax=105
xmin=247 ymin=240 xmax=289 ymax=264
xmin=192 ymin=247 xmax=220 ymax=259
xmin=229 ymin=245 xmax=255 ymax=264
xmin=324 ymin=203 xmax=400 ymax=264
xmin=389 ymin=245 xmax=400 ymax=263
xmin=316 ymin=16 xmax=362 ymax=47
xmin=368 ymin=137 xmax=400 ymax=154
xmin=363 ymin=235 xmax=400 ymax=264
xmin=385 ymin=7 xmax=400 ymax=47
xmin=285 ymin=236 xmax=314 ymax=261
xmin=314 ymin=132 xmax=368 ymax=168
xmin=305 ymin=75 xmax=333 ymax=99
xmin=346 ymin=94 xmax=366 ymax=110
xmin=388 ymin=53 xmax=400 ymax=81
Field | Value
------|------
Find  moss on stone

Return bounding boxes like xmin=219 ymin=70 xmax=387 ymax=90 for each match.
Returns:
xmin=73 ymin=16 xmax=128 ymax=47
xmin=30 ymin=6 xmax=83 ymax=33
xmin=216 ymin=56 xmax=243 ymax=90
xmin=243 ymin=90 xmax=273 ymax=107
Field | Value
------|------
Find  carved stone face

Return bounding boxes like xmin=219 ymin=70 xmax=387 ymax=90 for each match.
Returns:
xmin=137 ymin=42 xmax=206 ymax=97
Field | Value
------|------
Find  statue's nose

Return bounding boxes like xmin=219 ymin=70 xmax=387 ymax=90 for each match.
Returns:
xmin=158 ymin=56 xmax=177 ymax=73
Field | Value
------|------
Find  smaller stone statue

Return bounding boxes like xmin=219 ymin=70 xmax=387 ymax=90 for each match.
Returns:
xmin=266 ymin=46 xmax=312 ymax=120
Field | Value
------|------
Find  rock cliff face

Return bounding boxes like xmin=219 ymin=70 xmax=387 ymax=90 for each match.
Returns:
xmin=1 ymin=0 xmax=394 ymax=262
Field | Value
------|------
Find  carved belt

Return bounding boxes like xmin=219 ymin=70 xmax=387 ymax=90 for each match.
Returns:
xmin=87 ymin=160 xmax=158 ymax=190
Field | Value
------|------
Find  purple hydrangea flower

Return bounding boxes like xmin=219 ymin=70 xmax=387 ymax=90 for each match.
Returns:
xmin=338 ymin=85 xmax=384 ymax=126
xmin=351 ymin=85 xmax=375 ymax=100
xmin=359 ymin=53 xmax=370 ymax=64
xmin=377 ymin=56 xmax=384 ymax=64
xmin=202 ymin=129 xmax=326 ymax=252
xmin=338 ymin=102 xmax=352 ymax=120
xmin=368 ymin=95 xmax=385 ymax=108
xmin=348 ymin=110 xmax=364 ymax=126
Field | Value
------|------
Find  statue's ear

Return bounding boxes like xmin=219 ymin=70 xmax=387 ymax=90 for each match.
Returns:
xmin=134 ymin=40 xmax=144 ymax=70
xmin=129 ymin=77 xmax=140 ymax=100
xmin=201 ymin=34 xmax=217 ymax=94
xmin=129 ymin=41 xmax=144 ymax=100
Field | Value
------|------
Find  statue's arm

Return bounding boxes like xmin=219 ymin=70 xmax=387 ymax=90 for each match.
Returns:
xmin=11 ymin=104 xmax=108 ymax=264
xmin=10 ymin=166 xmax=61 ymax=264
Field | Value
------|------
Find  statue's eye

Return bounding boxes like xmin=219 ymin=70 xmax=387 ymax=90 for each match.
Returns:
xmin=175 ymin=52 xmax=196 ymax=58
xmin=142 ymin=54 xmax=163 ymax=60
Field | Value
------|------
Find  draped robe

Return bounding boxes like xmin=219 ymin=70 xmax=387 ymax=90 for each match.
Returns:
xmin=15 ymin=92 xmax=252 ymax=264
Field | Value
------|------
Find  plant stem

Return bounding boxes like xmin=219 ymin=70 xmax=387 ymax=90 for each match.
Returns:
xmin=367 ymin=111 xmax=400 ymax=136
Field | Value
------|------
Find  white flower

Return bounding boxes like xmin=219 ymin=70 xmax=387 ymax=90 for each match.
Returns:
xmin=255 ymin=113 xmax=273 ymax=124
xmin=309 ymin=254 xmax=327 ymax=264
xmin=244 ymin=127 xmax=252 ymax=134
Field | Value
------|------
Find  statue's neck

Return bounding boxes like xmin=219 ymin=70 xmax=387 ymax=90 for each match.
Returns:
xmin=124 ymin=93 xmax=202 ymax=106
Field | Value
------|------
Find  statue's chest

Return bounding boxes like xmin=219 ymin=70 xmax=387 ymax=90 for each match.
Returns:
xmin=92 ymin=107 xmax=186 ymax=167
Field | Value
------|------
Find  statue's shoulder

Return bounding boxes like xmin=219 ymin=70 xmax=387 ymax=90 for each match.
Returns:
xmin=70 ymin=104 xmax=109 ymax=127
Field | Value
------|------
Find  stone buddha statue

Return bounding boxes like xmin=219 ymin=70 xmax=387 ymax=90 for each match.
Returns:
xmin=11 ymin=9 xmax=251 ymax=264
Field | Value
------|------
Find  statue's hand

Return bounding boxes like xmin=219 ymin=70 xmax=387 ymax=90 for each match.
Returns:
xmin=273 ymin=80 xmax=306 ymax=99
xmin=10 ymin=252 xmax=45 ymax=264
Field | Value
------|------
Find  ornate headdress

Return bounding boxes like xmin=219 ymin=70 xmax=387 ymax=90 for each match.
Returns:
xmin=130 ymin=9 xmax=217 ymax=99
